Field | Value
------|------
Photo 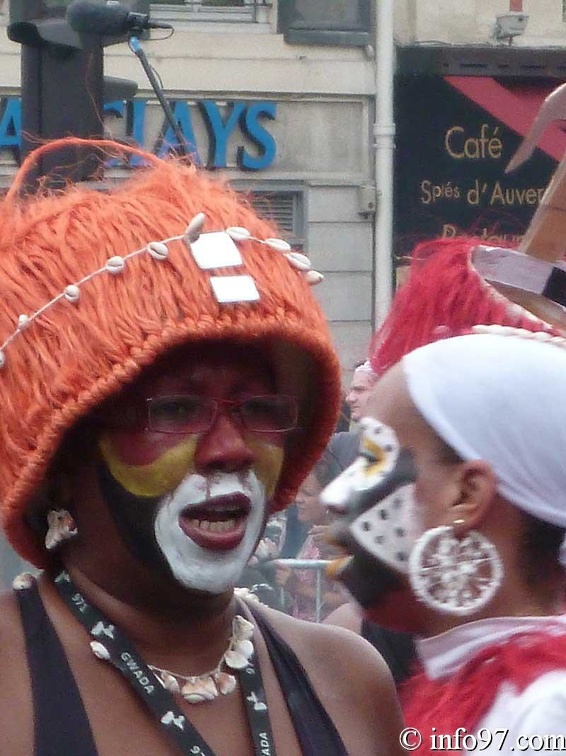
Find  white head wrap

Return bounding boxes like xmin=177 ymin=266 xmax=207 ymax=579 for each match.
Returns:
xmin=402 ymin=332 xmax=566 ymax=529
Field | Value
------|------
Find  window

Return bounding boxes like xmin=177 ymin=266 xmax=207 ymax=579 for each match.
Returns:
xmin=278 ymin=0 xmax=372 ymax=46
xmin=150 ymin=0 xmax=264 ymax=23
xmin=152 ymin=1 xmax=244 ymax=5
xmin=247 ymin=189 xmax=305 ymax=248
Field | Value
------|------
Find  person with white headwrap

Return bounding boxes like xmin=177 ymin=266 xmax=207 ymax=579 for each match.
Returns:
xmin=322 ymin=327 xmax=566 ymax=755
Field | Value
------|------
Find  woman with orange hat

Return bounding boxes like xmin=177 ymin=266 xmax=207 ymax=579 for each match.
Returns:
xmin=0 ymin=139 xmax=403 ymax=755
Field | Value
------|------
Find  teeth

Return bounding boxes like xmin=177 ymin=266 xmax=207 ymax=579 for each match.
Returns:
xmin=191 ymin=519 xmax=237 ymax=534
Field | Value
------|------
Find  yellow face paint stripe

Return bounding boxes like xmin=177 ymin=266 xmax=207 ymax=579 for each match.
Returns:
xmin=245 ymin=439 xmax=284 ymax=499
xmin=99 ymin=434 xmax=198 ymax=498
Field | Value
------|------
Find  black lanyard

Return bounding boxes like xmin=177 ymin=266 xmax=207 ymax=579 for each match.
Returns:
xmin=53 ymin=571 xmax=277 ymax=756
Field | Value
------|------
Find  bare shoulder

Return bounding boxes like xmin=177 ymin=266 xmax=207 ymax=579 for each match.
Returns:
xmin=323 ymin=601 xmax=363 ymax=632
xmin=260 ymin=604 xmax=394 ymax=688
xmin=0 ymin=588 xmax=25 ymax=649
xmin=253 ymin=604 xmax=405 ymax=756
xmin=0 ymin=589 xmax=34 ymax=755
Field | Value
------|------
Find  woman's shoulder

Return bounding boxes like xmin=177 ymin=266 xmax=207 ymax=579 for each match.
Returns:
xmin=323 ymin=601 xmax=363 ymax=632
xmin=0 ymin=587 xmax=34 ymax=753
xmin=253 ymin=602 xmax=394 ymax=686
xmin=252 ymin=603 xmax=404 ymax=754
xmin=0 ymin=587 xmax=24 ymax=637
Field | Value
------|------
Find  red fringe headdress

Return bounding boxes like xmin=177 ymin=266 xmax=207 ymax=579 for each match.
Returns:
xmin=370 ymin=237 xmax=563 ymax=376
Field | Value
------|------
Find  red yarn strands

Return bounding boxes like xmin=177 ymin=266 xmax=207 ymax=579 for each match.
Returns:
xmin=369 ymin=237 xmax=561 ymax=376
xmin=402 ymin=630 xmax=566 ymax=756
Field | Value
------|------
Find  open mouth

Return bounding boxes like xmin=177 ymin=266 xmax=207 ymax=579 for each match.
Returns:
xmin=179 ymin=493 xmax=252 ymax=551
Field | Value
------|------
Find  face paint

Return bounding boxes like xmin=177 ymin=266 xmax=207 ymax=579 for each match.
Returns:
xmin=99 ymin=433 xmax=199 ymax=497
xmin=98 ymin=430 xmax=284 ymax=593
xmin=154 ymin=470 xmax=268 ymax=594
xmin=98 ymin=460 xmax=166 ymax=572
xmin=246 ymin=438 xmax=284 ymax=500
xmin=321 ymin=417 xmax=421 ymax=609
xmin=93 ymin=340 xmax=291 ymax=593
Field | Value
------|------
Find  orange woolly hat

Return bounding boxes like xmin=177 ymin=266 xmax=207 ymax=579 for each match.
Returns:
xmin=0 ymin=138 xmax=341 ymax=567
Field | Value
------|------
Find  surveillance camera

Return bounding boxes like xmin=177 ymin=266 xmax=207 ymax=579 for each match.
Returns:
xmin=494 ymin=12 xmax=529 ymax=41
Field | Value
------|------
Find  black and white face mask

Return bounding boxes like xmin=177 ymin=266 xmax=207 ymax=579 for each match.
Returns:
xmin=320 ymin=418 xmax=421 ymax=607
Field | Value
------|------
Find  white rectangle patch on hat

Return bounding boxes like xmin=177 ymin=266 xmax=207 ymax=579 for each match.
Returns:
xmin=210 ymin=275 xmax=260 ymax=303
xmin=190 ymin=232 xmax=243 ymax=270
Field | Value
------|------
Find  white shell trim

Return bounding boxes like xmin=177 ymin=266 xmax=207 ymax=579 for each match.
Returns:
xmin=147 ymin=241 xmax=169 ymax=260
xmin=12 ymin=572 xmax=36 ymax=590
xmin=471 ymin=324 xmax=566 ymax=351
xmin=304 ymin=270 xmax=324 ymax=286
xmin=185 ymin=212 xmax=206 ymax=244
xmin=106 ymin=256 xmax=126 ymax=275
xmin=226 ymin=226 xmax=252 ymax=242
xmin=0 ymin=211 xmax=324 ymax=370
xmin=285 ymin=252 xmax=312 ymax=271
xmin=149 ymin=613 xmax=255 ymax=705
xmin=64 ymin=285 xmax=81 ymax=303
xmin=265 ymin=237 xmax=292 ymax=253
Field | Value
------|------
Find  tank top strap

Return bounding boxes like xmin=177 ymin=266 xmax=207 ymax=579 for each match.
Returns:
xmin=16 ymin=580 xmax=99 ymax=756
xmin=247 ymin=604 xmax=349 ymax=756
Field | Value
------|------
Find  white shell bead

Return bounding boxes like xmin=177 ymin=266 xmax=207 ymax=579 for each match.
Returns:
xmin=233 ymin=615 xmax=254 ymax=640
xmin=0 ymin=351 xmax=5 ymax=369
xmin=304 ymin=270 xmax=324 ymax=285
xmin=233 ymin=639 xmax=254 ymax=658
xmin=180 ymin=680 xmax=207 ymax=704
xmin=64 ymin=285 xmax=81 ymax=303
xmin=17 ymin=314 xmax=30 ymax=330
xmin=224 ymin=649 xmax=251 ymax=670
xmin=90 ymin=641 xmax=110 ymax=660
xmin=161 ymin=673 xmax=181 ymax=693
xmin=181 ymin=678 xmax=218 ymax=703
xmin=106 ymin=256 xmax=126 ymax=274
xmin=265 ymin=237 xmax=292 ymax=253
xmin=147 ymin=241 xmax=169 ymax=260
xmin=285 ymin=252 xmax=312 ymax=271
xmin=185 ymin=212 xmax=206 ymax=243
xmin=226 ymin=226 xmax=252 ymax=242
xmin=215 ymin=672 xmax=237 ymax=695
xmin=12 ymin=572 xmax=36 ymax=590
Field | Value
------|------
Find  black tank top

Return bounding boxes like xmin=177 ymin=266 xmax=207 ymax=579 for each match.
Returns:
xmin=17 ymin=582 xmax=348 ymax=756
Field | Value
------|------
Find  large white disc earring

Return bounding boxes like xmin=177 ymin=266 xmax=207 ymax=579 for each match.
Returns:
xmin=408 ymin=525 xmax=503 ymax=616
xmin=45 ymin=509 xmax=78 ymax=551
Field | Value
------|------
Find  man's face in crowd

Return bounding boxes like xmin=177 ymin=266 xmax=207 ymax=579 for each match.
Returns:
xmin=345 ymin=367 xmax=377 ymax=423
xmin=92 ymin=341 xmax=293 ymax=595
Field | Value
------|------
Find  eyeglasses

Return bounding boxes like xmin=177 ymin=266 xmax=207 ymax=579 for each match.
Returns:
xmin=148 ymin=394 xmax=299 ymax=434
xmin=98 ymin=394 xmax=299 ymax=435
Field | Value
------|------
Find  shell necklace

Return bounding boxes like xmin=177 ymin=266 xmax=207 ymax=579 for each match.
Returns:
xmin=148 ymin=614 xmax=255 ymax=704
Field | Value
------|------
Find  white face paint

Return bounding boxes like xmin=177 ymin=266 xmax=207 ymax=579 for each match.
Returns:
xmin=154 ymin=471 xmax=267 ymax=594
xmin=321 ymin=417 xmax=423 ymax=576
xmin=349 ymin=483 xmax=423 ymax=575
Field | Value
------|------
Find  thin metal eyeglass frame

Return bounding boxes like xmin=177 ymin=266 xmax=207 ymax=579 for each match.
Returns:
xmin=145 ymin=394 xmax=299 ymax=434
